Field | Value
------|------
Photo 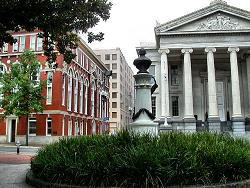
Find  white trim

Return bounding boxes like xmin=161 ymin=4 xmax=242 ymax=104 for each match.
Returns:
xmin=46 ymin=117 xmax=52 ymax=136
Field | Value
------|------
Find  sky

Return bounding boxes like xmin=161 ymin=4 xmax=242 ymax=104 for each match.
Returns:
xmin=83 ymin=0 xmax=250 ymax=73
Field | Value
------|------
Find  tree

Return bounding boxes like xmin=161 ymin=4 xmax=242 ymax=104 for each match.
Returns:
xmin=0 ymin=0 xmax=112 ymax=66
xmin=0 ymin=50 xmax=46 ymax=146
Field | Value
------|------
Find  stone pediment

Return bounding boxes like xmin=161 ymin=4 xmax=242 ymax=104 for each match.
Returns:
xmin=155 ymin=1 xmax=250 ymax=34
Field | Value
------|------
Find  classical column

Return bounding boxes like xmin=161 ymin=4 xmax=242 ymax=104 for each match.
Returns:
xmin=245 ymin=51 xmax=250 ymax=116
xmin=228 ymin=47 xmax=242 ymax=118
xmin=205 ymin=47 xmax=219 ymax=118
xmin=228 ymin=47 xmax=245 ymax=135
xmin=181 ymin=48 xmax=194 ymax=119
xmin=205 ymin=47 xmax=220 ymax=132
xmin=159 ymin=49 xmax=170 ymax=120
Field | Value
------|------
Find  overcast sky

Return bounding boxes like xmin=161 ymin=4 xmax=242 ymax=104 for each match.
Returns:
xmin=84 ymin=0 xmax=250 ymax=73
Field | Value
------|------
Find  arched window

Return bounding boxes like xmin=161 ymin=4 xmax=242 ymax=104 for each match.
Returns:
xmin=67 ymin=69 xmax=73 ymax=111
xmin=84 ymin=79 xmax=89 ymax=115
xmin=79 ymin=77 xmax=84 ymax=114
xmin=46 ymin=71 xmax=53 ymax=104
xmin=62 ymin=74 xmax=66 ymax=106
xmin=91 ymin=81 xmax=95 ymax=116
xmin=74 ymin=73 xmax=79 ymax=112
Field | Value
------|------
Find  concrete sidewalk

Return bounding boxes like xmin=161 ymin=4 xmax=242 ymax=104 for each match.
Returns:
xmin=0 ymin=143 xmax=42 ymax=149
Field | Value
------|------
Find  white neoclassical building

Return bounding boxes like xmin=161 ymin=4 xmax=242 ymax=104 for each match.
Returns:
xmin=140 ymin=0 xmax=250 ymax=135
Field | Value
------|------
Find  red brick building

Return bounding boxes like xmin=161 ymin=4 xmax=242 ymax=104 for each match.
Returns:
xmin=0 ymin=31 xmax=110 ymax=144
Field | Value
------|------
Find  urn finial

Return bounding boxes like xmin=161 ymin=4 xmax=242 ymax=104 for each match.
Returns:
xmin=133 ymin=48 xmax=152 ymax=73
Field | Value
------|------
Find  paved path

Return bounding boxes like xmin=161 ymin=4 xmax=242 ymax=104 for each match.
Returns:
xmin=0 ymin=146 xmax=36 ymax=187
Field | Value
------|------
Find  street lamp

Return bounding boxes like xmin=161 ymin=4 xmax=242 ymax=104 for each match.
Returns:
xmin=101 ymin=70 xmax=112 ymax=135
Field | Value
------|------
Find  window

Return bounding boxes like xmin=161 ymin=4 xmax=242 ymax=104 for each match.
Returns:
xmin=12 ymin=36 xmax=18 ymax=52
xmin=81 ymin=53 xmax=84 ymax=66
xmin=152 ymin=96 xmax=156 ymax=117
xmin=112 ymin=112 xmax=117 ymax=118
xmin=112 ymin=102 xmax=117 ymax=108
xmin=0 ymin=64 xmax=7 ymax=74
xmin=86 ymin=58 xmax=89 ymax=70
xmin=3 ymin=43 xmax=8 ymax=53
xmin=172 ymin=96 xmax=179 ymax=116
xmin=68 ymin=119 xmax=72 ymax=136
xmin=67 ymin=70 xmax=73 ymax=111
xmin=112 ymin=83 xmax=117 ymax=88
xmin=75 ymin=120 xmax=79 ymax=136
xmin=29 ymin=118 xmax=36 ymax=136
xmin=105 ymin=54 xmax=110 ymax=60
xmin=171 ymin=65 xmax=179 ymax=86
xmin=46 ymin=118 xmax=52 ymax=136
xmin=46 ymin=72 xmax=53 ymax=104
xmin=31 ymin=67 xmax=40 ymax=86
xmin=62 ymin=118 xmax=65 ymax=136
xmin=112 ymin=92 xmax=117 ymax=98
xmin=79 ymin=79 xmax=84 ymax=113
xmin=105 ymin=64 xmax=110 ymax=70
xmin=19 ymin=36 xmax=25 ymax=52
xmin=62 ymin=74 xmax=66 ymax=105
xmin=74 ymin=75 xmax=78 ymax=112
xmin=30 ymin=35 xmax=36 ymax=51
xmin=112 ymin=63 xmax=117 ymax=69
xmin=112 ymin=73 xmax=117 ymax=79
xmin=85 ymin=121 xmax=88 ymax=135
xmin=80 ymin=120 xmax=83 ymax=135
xmin=91 ymin=83 xmax=95 ymax=116
xmin=37 ymin=37 xmax=43 ymax=51
xmin=112 ymin=54 xmax=117 ymax=60
xmin=84 ymin=80 xmax=89 ymax=114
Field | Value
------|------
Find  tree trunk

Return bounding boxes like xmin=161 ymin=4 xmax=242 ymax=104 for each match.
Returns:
xmin=26 ymin=114 xmax=29 ymax=146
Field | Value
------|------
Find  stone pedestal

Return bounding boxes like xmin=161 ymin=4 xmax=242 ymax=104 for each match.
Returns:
xmin=208 ymin=117 xmax=221 ymax=133
xmin=158 ymin=117 xmax=172 ymax=133
xmin=130 ymin=73 xmax=158 ymax=135
xmin=232 ymin=117 xmax=245 ymax=136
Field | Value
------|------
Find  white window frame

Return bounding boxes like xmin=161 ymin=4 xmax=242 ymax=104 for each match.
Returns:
xmin=30 ymin=35 xmax=36 ymax=51
xmin=91 ymin=83 xmax=95 ymax=116
xmin=46 ymin=118 xmax=52 ymax=136
xmin=80 ymin=120 xmax=83 ymax=135
xmin=84 ymin=80 xmax=89 ymax=115
xmin=68 ymin=119 xmax=72 ymax=136
xmin=85 ymin=121 xmax=88 ymax=135
xmin=74 ymin=120 xmax=78 ymax=136
xmin=67 ymin=70 xmax=73 ymax=111
xmin=75 ymin=48 xmax=79 ymax=63
xmin=19 ymin=36 xmax=25 ymax=52
xmin=62 ymin=74 xmax=66 ymax=106
xmin=74 ymin=74 xmax=78 ymax=112
xmin=28 ymin=118 xmax=36 ymax=136
xmin=81 ymin=53 xmax=84 ymax=67
xmin=3 ymin=43 xmax=8 ymax=53
xmin=79 ymin=78 xmax=83 ymax=114
xmin=86 ymin=58 xmax=89 ymax=70
xmin=62 ymin=118 xmax=65 ymax=136
xmin=12 ymin=36 xmax=18 ymax=52
xmin=37 ymin=37 xmax=43 ymax=51
xmin=46 ymin=71 xmax=53 ymax=105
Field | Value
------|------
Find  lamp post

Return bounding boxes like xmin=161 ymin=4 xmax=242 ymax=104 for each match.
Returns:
xmin=102 ymin=70 xmax=112 ymax=135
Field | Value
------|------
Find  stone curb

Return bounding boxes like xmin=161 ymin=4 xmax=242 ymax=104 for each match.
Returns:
xmin=26 ymin=170 xmax=250 ymax=188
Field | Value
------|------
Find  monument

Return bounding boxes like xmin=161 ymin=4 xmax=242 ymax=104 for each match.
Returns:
xmin=129 ymin=48 xmax=158 ymax=135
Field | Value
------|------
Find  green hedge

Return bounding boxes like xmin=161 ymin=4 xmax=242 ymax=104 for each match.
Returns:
xmin=31 ymin=132 xmax=250 ymax=187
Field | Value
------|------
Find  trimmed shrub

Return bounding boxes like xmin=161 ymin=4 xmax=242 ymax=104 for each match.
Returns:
xmin=31 ymin=131 xmax=250 ymax=187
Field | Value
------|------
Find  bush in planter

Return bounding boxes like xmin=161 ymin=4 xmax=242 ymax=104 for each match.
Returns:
xmin=31 ymin=131 xmax=250 ymax=187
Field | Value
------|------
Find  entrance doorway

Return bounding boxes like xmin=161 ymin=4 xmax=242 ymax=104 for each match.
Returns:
xmin=11 ymin=119 xmax=16 ymax=142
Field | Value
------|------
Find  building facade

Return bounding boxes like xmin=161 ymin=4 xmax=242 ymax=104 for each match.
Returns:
xmin=94 ymin=48 xmax=134 ymax=133
xmin=0 ymin=31 xmax=110 ymax=144
xmin=141 ymin=0 xmax=250 ymax=135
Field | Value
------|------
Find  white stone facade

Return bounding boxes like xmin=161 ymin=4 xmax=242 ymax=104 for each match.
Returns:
xmin=141 ymin=1 xmax=250 ymax=135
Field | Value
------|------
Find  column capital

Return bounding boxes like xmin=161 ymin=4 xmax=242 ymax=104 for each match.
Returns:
xmin=158 ymin=48 xmax=170 ymax=54
xmin=228 ymin=47 xmax=239 ymax=53
xmin=205 ymin=47 xmax=216 ymax=53
xmin=181 ymin=48 xmax=193 ymax=54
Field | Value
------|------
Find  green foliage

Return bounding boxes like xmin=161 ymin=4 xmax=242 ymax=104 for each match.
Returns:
xmin=0 ymin=0 xmax=112 ymax=65
xmin=0 ymin=50 xmax=46 ymax=118
xmin=31 ymin=131 xmax=250 ymax=187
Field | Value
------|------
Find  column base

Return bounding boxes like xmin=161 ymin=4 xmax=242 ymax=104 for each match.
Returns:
xmin=183 ymin=118 xmax=196 ymax=133
xmin=208 ymin=117 xmax=221 ymax=133
xmin=232 ymin=117 xmax=245 ymax=136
